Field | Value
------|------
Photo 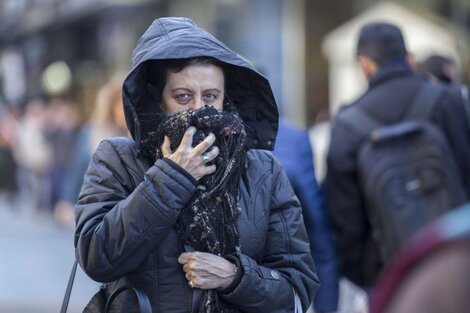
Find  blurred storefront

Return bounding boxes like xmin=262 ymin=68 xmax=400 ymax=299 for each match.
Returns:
xmin=0 ymin=0 xmax=468 ymax=127
xmin=0 ymin=0 xmax=166 ymax=116
xmin=0 ymin=0 xmax=300 ymax=122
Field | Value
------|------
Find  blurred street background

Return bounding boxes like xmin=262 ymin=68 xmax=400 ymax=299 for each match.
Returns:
xmin=0 ymin=0 xmax=469 ymax=312
xmin=0 ymin=194 xmax=99 ymax=313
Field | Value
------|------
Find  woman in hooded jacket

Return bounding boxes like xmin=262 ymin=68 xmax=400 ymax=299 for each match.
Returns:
xmin=74 ymin=17 xmax=319 ymax=313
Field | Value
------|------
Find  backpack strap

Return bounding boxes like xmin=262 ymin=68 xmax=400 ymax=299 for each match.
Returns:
xmin=335 ymin=105 xmax=381 ymax=138
xmin=405 ymin=82 xmax=444 ymax=120
xmin=335 ymin=82 xmax=443 ymax=138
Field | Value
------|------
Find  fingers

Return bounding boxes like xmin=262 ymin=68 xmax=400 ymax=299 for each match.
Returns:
xmin=165 ymin=127 xmax=218 ymax=180
xmin=173 ymin=127 xmax=216 ymax=157
xmin=178 ymin=252 xmax=191 ymax=264
xmin=179 ymin=126 xmax=196 ymax=148
xmin=179 ymin=253 xmax=196 ymax=287
xmin=179 ymin=251 xmax=236 ymax=290
xmin=161 ymin=136 xmax=172 ymax=157
xmin=204 ymin=146 xmax=219 ymax=163
xmin=192 ymin=132 xmax=216 ymax=155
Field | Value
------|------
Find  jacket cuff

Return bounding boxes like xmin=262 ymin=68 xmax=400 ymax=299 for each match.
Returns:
xmin=217 ymin=255 xmax=243 ymax=294
xmin=162 ymin=157 xmax=198 ymax=186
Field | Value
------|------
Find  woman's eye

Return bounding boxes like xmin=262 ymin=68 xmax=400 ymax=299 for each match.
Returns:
xmin=175 ymin=93 xmax=191 ymax=103
xmin=203 ymin=93 xmax=217 ymax=102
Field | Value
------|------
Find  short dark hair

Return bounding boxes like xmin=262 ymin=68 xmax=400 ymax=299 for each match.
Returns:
xmin=357 ymin=22 xmax=407 ymax=66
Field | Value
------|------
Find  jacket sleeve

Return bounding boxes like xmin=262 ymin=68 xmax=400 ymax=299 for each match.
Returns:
xmin=323 ymin=120 xmax=376 ymax=287
xmin=74 ymin=139 xmax=197 ymax=282
xmin=431 ymin=88 xmax=470 ymax=200
xmin=220 ymin=156 xmax=320 ymax=312
xmin=293 ymin=132 xmax=339 ymax=312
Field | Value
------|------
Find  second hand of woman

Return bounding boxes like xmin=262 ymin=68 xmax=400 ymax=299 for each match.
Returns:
xmin=178 ymin=251 xmax=237 ymax=290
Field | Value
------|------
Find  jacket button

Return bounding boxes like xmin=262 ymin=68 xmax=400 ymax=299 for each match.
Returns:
xmin=271 ymin=270 xmax=280 ymax=279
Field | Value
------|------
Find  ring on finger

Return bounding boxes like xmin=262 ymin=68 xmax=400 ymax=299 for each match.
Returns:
xmin=185 ymin=272 xmax=191 ymax=280
xmin=188 ymin=280 xmax=194 ymax=288
xmin=203 ymin=154 xmax=210 ymax=165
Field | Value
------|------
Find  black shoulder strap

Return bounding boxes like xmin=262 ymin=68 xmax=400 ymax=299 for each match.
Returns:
xmin=405 ymin=83 xmax=444 ymax=120
xmin=60 ymin=259 xmax=152 ymax=313
xmin=60 ymin=260 xmax=78 ymax=313
xmin=337 ymin=82 xmax=444 ymax=137
xmin=335 ymin=106 xmax=381 ymax=138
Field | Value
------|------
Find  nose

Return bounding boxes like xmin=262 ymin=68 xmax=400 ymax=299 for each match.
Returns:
xmin=189 ymin=97 xmax=204 ymax=110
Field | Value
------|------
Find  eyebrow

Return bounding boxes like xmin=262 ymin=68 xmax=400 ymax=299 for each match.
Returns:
xmin=170 ymin=87 xmax=192 ymax=93
xmin=170 ymin=88 xmax=222 ymax=93
xmin=203 ymin=88 xmax=222 ymax=93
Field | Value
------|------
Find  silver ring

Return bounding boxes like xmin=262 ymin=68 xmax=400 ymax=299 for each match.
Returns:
xmin=203 ymin=154 xmax=210 ymax=164
xmin=188 ymin=280 xmax=194 ymax=288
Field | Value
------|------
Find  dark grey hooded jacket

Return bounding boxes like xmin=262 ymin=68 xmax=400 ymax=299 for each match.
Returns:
xmin=75 ymin=17 xmax=319 ymax=313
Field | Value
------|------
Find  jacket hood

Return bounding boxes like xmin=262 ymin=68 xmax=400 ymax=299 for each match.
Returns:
xmin=122 ymin=17 xmax=278 ymax=151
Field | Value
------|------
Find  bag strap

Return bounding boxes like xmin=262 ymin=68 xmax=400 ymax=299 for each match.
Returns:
xmin=335 ymin=106 xmax=381 ymax=139
xmin=105 ymin=285 xmax=152 ymax=313
xmin=60 ymin=260 xmax=152 ymax=313
xmin=405 ymin=82 xmax=443 ymax=120
xmin=60 ymin=259 xmax=78 ymax=313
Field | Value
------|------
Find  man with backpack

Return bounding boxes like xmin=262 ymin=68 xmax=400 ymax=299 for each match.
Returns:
xmin=323 ymin=22 xmax=470 ymax=289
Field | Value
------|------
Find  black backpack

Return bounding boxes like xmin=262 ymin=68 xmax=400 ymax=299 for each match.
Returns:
xmin=338 ymin=83 xmax=467 ymax=263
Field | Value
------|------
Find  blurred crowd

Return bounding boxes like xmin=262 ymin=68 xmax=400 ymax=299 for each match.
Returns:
xmin=0 ymin=75 xmax=129 ymax=225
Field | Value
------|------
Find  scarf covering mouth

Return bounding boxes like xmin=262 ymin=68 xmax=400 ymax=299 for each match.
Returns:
xmin=142 ymin=105 xmax=246 ymax=313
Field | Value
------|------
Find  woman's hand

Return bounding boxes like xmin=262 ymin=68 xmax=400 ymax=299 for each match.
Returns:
xmin=178 ymin=252 xmax=237 ymax=290
xmin=161 ymin=126 xmax=219 ymax=180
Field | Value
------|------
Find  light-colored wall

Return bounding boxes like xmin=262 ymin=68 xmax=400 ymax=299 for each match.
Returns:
xmin=322 ymin=1 xmax=462 ymax=116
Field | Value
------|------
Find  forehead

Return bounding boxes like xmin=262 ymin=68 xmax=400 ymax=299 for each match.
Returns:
xmin=165 ymin=64 xmax=225 ymax=87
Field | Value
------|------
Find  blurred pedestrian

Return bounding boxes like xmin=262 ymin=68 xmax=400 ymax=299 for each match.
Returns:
xmin=13 ymin=98 xmax=53 ymax=212
xmin=418 ymin=54 xmax=470 ymax=130
xmin=0 ymin=105 xmax=20 ymax=204
xmin=43 ymin=97 xmax=80 ymax=211
xmin=274 ymin=119 xmax=339 ymax=313
xmin=75 ymin=17 xmax=318 ymax=313
xmin=369 ymin=203 xmax=470 ymax=313
xmin=418 ymin=54 xmax=457 ymax=84
xmin=324 ymin=22 xmax=470 ymax=290
xmin=54 ymin=75 xmax=128 ymax=225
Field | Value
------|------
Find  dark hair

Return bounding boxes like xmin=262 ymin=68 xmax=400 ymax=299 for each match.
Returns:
xmin=146 ymin=57 xmax=227 ymax=108
xmin=357 ymin=22 xmax=407 ymax=66
xmin=419 ymin=55 xmax=455 ymax=84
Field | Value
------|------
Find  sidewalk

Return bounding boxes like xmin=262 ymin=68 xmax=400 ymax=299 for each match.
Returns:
xmin=0 ymin=193 xmax=99 ymax=313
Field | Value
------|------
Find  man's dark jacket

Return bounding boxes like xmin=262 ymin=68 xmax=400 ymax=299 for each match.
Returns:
xmin=273 ymin=119 xmax=339 ymax=312
xmin=324 ymin=62 xmax=470 ymax=287
xmin=74 ymin=17 xmax=319 ymax=313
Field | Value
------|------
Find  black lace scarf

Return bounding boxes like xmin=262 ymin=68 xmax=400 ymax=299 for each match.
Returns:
xmin=140 ymin=105 xmax=246 ymax=313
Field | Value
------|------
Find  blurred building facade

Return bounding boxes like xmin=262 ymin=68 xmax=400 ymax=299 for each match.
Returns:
xmin=0 ymin=0 xmax=306 ymax=124
xmin=0 ymin=0 xmax=469 ymax=127
xmin=322 ymin=1 xmax=466 ymax=116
